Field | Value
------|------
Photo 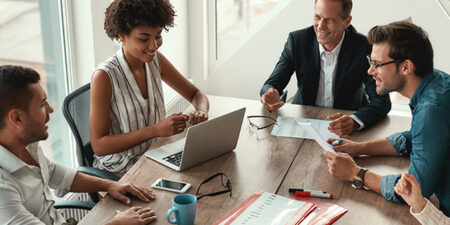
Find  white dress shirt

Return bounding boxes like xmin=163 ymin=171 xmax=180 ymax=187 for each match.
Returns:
xmin=316 ymin=31 xmax=364 ymax=129
xmin=0 ymin=143 xmax=77 ymax=225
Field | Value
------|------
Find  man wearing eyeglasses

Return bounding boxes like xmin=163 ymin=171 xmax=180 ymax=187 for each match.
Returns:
xmin=324 ymin=21 xmax=450 ymax=216
xmin=260 ymin=0 xmax=391 ymax=136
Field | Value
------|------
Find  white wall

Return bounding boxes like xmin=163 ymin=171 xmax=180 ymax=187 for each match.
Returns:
xmin=69 ymin=0 xmax=189 ymax=89
xmin=191 ymin=0 xmax=450 ymax=100
xmin=71 ymin=0 xmax=450 ymax=99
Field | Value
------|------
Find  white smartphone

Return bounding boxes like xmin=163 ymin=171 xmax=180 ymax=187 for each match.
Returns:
xmin=151 ymin=178 xmax=191 ymax=193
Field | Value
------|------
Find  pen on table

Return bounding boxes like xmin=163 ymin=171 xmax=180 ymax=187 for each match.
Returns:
xmin=289 ymin=188 xmax=334 ymax=199
xmin=289 ymin=188 xmax=330 ymax=194
xmin=331 ymin=139 xmax=343 ymax=146
xmin=295 ymin=191 xmax=333 ymax=199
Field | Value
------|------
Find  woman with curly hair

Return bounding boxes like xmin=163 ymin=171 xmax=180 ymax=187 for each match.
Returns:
xmin=90 ymin=0 xmax=209 ymax=173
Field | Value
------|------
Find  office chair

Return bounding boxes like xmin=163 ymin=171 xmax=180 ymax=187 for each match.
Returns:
xmin=62 ymin=83 xmax=120 ymax=203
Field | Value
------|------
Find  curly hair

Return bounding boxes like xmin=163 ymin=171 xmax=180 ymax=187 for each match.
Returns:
xmin=104 ymin=0 xmax=176 ymax=40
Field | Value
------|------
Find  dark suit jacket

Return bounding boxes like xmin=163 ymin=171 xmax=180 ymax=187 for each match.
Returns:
xmin=260 ymin=25 xmax=391 ymax=128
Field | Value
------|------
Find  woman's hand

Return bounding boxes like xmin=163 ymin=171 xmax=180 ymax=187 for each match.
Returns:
xmin=189 ymin=110 xmax=208 ymax=125
xmin=154 ymin=113 xmax=189 ymax=137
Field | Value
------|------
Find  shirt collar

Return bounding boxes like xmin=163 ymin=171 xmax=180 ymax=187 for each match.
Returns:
xmin=409 ymin=71 xmax=436 ymax=109
xmin=319 ymin=30 xmax=345 ymax=56
xmin=0 ymin=143 xmax=39 ymax=173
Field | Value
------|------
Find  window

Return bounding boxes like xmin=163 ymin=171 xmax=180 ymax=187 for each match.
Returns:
xmin=215 ymin=0 xmax=282 ymax=59
xmin=0 ymin=0 xmax=73 ymax=166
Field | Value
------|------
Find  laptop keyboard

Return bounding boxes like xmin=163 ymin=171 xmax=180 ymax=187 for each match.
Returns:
xmin=163 ymin=151 xmax=183 ymax=167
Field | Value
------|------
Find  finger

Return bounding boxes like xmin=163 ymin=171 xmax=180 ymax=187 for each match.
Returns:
xmin=139 ymin=187 xmax=156 ymax=200
xmin=265 ymin=104 xmax=275 ymax=111
xmin=175 ymin=123 xmax=187 ymax=129
xmin=261 ymin=96 xmax=267 ymax=105
xmin=137 ymin=207 xmax=153 ymax=215
xmin=143 ymin=216 xmax=157 ymax=223
xmin=174 ymin=115 xmax=188 ymax=121
xmin=268 ymin=101 xmax=284 ymax=111
xmin=114 ymin=192 xmax=131 ymax=205
xmin=323 ymin=151 xmax=335 ymax=159
xmin=198 ymin=113 xmax=207 ymax=122
xmin=140 ymin=209 xmax=155 ymax=218
xmin=268 ymin=88 xmax=277 ymax=95
xmin=327 ymin=138 xmax=339 ymax=144
xmin=188 ymin=113 xmax=194 ymax=124
xmin=170 ymin=113 xmax=182 ymax=118
xmin=327 ymin=113 xmax=342 ymax=120
xmin=114 ymin=210 xmax=121 ymax=215
xmin=128 ymin=185 xmax=150 ymax=203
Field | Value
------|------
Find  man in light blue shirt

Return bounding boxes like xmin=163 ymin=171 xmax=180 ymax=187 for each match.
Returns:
xmin=323 ymin=21 xmax=449 ymax=216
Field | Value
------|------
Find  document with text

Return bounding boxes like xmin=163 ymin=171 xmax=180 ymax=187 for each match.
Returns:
xmin=271 ymin=116 xmax=339 ymax=140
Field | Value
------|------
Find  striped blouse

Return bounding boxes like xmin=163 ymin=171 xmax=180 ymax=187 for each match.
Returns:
xmin=93 ymin=48 xmax=166 ymax=173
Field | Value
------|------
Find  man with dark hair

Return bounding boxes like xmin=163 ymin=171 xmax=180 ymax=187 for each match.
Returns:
xmin=260 ymin=0 xmax=391 ymax=136
xmin=0 ymin=65 xmax=157 ymax=224
xmin=324 ymin=21 xmax=449 ymax=216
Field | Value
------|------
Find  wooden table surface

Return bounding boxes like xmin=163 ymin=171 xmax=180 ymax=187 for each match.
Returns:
xmin=79 ymin=95 xmax=417 ymax=225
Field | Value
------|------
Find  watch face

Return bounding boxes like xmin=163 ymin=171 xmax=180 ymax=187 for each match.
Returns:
xmin=353 ymin=179 xmax=363 ymax=189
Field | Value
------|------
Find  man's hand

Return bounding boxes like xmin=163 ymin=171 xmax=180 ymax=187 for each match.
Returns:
xmin=106 ymin=182 xmax=156 ymax=206
xmin=324 ymin=151 xmax=360 ymax=181
xmin=106 ymin=207 xmax=157 ymax=225
xmin=394 ymin=173 xmax=427 ymax=214
xmin=261 ymin=88 xmax=284 ymax=111
xmin=328 ymin=113 xmax=357 ymax=136
xmin=327 ymin=138 xmax=364 ymax=157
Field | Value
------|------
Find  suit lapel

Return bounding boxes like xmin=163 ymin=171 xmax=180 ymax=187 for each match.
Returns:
xmin=333 ymin=30 xmax=352 ymax=100
xmin=309 ymin=38 xmax=320 ymax=105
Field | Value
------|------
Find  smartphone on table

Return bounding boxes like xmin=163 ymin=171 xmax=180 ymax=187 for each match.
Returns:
xmin=151 ymin=178 xmax=191 ymax=193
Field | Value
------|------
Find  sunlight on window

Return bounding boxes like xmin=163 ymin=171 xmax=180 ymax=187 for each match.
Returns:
xmin=0 ymin=0 xmax=72 ymax=166
xmin=216 ymin=0 xmax=282 ymax=59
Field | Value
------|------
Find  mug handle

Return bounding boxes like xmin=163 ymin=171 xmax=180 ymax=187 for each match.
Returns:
xmin=166 ymin=208 xmax=179 ymax=224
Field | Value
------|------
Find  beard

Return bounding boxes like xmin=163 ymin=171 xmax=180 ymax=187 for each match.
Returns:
xmin=376 ymin=71 xmax=406 ymax=96
xmin=19 ymin=117 xmax=49 ymax=145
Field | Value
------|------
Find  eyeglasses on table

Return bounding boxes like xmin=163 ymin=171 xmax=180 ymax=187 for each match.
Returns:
xmin=196 ymin=172 xmax=232 ymax=200
xmin=247 ymin=115 xmax=278 ymax=131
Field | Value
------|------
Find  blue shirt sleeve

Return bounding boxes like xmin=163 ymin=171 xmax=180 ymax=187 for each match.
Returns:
xmin=381 ymin=104 xmax=449 ymax=203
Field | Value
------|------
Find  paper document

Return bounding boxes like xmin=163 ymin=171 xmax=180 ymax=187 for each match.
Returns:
xmin=216 ymin=192 xmax=316 ymax=225
xmin=271 ymin=116 xmax=338 ymax=140
xmin=297 ymin=122 xmax=336 ymax=153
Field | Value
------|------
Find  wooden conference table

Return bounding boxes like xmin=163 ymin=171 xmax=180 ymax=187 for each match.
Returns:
xmin=79 ymin=95 xmax=418 ymax=225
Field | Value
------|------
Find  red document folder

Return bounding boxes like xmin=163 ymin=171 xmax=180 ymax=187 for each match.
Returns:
xmin=289 ymin=195 xmax=348 ymax=225
xmin=214 ymin=191 xmax=317 ymax=225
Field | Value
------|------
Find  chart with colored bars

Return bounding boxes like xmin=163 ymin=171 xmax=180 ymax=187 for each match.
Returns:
xmin=219 ymin=192 xmax=316 ymax=225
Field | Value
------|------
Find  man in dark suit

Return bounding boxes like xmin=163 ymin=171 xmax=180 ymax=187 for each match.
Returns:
xmin=260 ymin=0 xmax=391 ymax=136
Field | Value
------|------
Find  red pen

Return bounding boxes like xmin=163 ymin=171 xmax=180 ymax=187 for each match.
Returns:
xmin=295 ymin=190 xmax=333 ymax=199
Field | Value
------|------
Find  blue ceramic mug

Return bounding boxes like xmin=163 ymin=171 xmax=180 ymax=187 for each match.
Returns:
xmin=166 ymin=194 xmax=197 ymax=225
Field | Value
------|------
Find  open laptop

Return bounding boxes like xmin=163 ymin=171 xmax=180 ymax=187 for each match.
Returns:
xmin=145 ymin=107 xmax=246 ymax=171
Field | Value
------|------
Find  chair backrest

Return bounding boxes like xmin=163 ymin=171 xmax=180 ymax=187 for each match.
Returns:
xmin=62 ymin=83 xmax=94 ymax=167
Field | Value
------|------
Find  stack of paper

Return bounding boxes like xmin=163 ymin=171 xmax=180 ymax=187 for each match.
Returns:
xmin=215 ymin=191 xmax=347 ymax=225
xmin=215 ymin=191 xmax=316 ymax=225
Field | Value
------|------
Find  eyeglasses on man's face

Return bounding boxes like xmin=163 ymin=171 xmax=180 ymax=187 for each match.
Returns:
xmin=196 ymin=172 xmax=232 ymax=200
xmin=247 ymin=115 xmax=278 ymax=131
xmin=366 ymin=55 xmax=403 ymax=72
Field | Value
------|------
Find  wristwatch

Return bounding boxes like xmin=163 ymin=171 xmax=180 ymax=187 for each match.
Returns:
xmin=352 ymin=168 xmax=368 ymax=189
